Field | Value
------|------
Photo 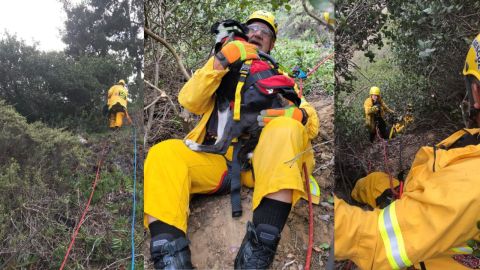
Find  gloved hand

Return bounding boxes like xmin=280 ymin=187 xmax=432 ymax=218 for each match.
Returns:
xmin=257 ymin=106 xmax=307 ymax=127
xmin=375 ymin=186 xmax=400 ymax=209
xmin=215 ymin=40 xmax=259 ymax=68
xmin=370 ymin=105 xmax=380 ymax=115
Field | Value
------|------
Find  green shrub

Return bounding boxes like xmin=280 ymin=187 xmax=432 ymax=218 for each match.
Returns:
xmin=0 ymin=100 xmax=142 ymax=268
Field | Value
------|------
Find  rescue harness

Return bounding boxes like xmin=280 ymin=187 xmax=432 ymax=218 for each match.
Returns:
xmin=206 ymin=53 xmax=301 ymax=217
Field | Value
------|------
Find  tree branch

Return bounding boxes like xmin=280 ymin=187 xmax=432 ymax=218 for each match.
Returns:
xmin=301 ymin=0 xmax=334 ymax=32
xmin=144 ymin=27 xmax=191 ymax=80
xmin=144 ymin=80 xmax=179 ymax=115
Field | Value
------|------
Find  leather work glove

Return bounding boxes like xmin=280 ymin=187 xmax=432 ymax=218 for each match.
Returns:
xmin=215 ymin=40 xmax=259 ymax=68
xmin=257 ymin=106 xmax=308 ymax=127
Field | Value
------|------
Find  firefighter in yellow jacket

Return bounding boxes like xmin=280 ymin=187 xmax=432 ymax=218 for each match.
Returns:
xmin=364 ymin=86 xmax=395 ymax=142
xmin=144 ymin=11 xmax=319 ymax=269
xmin=107 ymin=79 xmax=131 ymax=129
xmin=334 ymin=34 xmax=480 ymax=269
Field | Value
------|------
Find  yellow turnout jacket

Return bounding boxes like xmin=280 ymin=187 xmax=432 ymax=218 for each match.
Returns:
xmin=335 ymin=128 xmax=480 ymax=269
xmin=107 ymin=84 xmax=128 ymax=109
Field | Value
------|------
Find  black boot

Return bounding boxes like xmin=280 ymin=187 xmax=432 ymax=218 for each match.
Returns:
xmin=150 ymin=233 xmax=194 ymax=270
xmin=234 ymin=221 xmax=280 ymax=269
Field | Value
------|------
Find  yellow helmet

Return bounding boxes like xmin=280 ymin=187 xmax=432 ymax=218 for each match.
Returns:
xmin=246 ymin=10 xmax=278 ymax=38
xmin=370 ymin=86 xmax=381 ymax=96
xmin=462 ymin=33 xmax=480 ymax=128
xmin=463 ymin=33 xmax=480 ymax=81
xmin=118 ymin=79 xmax=126 ymax=85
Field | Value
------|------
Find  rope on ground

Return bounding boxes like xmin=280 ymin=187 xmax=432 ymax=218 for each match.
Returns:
xmin=59 ymin=140 xmax=110 ymax=270
xmin=130 ymin=125 xmax=137 ymax=270
xmin=294 ymin=51 xmax=334 ymax=270
xmin=375 ymin=127 xmax=400 ymax=199
xmin=302 ymin=163 xmax=314 ymax=270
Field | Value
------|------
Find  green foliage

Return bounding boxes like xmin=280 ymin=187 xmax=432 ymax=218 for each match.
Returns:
xmin=383 ymin=1 xmax=480 ymax=106
xmin=334 ymin=0 xmax=479 ymax=168
xmin=0 ymin=102 xmax=143 ymax=268
xmin=335 ymin=54 xmax=433 ymax=143
xmin=62 ymin=0 xmax=143 ymax=77
xmin=0 ymin=34 xmax=131 ymax=132
xmin=272 ymin=0 xmax=334 ymax=95
xmin=272 ymin=38 xmax=333 ymax=95
xmin=336 ymin=0 xmax=480 ymax=108
xmin=335 ymin=0 xmax=388 ymax=83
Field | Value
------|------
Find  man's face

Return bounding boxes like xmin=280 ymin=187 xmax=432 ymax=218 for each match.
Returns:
xmin=246 ymin=21 xmax=275 ymax=53
xmin=371 ymin=94 xmax=379 ymax=101
xmin=470 ymin=80 xmax=480 ymax=128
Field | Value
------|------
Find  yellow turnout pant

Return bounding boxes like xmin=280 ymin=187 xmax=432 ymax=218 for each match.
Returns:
xmin=144 ymin=117 xmax=313 ymax=232
xmin=109 ymin=112 xmax=125 ymax=128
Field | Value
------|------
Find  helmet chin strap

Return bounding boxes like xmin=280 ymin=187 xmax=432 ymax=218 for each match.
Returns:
xmin=462 ymin=77 xmax=480 ymax=128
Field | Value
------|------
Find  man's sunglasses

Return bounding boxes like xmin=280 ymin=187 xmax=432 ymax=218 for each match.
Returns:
xmin=247 ymin=24 xmax=274 ymax=38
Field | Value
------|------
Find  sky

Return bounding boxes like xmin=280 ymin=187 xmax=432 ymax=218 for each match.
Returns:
xmin=0 ymin=0 xmax=69 ymax=51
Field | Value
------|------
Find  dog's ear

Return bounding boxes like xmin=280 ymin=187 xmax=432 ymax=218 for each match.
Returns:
xmin=210 ymin=21 xmax=221 ymax=34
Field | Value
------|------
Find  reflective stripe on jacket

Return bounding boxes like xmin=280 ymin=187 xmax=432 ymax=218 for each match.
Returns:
xmin=335 ymin=128 xmax=480 ymax=269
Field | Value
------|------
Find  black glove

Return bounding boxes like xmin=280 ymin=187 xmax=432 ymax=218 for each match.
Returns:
xmin=375 ymin=186 xmax=399 ymax=209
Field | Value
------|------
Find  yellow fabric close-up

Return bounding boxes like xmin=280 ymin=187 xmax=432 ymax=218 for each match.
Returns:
xmin=364 ymin=97 xmax=394 ymax=132
xmin=144 ymin=55 xmax=320 ymax=233
xmin=335 ymin=128 xmax=480 ymax=269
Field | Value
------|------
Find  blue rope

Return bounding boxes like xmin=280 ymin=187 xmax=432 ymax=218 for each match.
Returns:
xmin=131 ymin=125 xmax=137 ymax=269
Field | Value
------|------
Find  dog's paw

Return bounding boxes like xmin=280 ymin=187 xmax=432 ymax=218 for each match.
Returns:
xmin=185 ymin=139 xmax=201 ymax=151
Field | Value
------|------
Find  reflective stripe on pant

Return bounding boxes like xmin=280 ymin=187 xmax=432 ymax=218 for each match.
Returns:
xmin=143 ymin=116 xmax=312 ymax=232
xmin=109 ymin=112 xmax=124 ymax=128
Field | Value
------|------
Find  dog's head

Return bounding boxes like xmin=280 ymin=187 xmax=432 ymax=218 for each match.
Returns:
xmin=211 ymin=19 xmax=249 ymax=54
